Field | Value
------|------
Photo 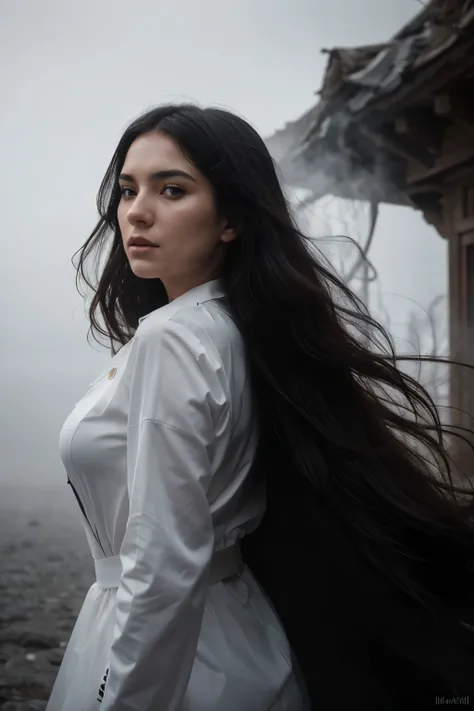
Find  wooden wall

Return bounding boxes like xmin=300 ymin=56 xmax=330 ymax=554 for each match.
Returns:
xmin=446 ymin=175 xmax=474 ymax=477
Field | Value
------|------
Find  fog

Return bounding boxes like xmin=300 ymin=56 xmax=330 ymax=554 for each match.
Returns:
xmin=0 ymin=0 xmax=446 ymax=488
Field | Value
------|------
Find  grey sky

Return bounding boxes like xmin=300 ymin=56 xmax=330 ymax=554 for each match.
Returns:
xmin=0 ymin=0 xmax=446 ymax=486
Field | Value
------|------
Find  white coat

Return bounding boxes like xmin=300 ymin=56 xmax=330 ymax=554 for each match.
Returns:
xmin=46 ymin=279 xmax=308 ymax=711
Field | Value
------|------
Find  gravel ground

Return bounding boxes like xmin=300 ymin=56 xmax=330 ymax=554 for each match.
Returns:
xmin=0 ymin=484 xmax=93 ymax=710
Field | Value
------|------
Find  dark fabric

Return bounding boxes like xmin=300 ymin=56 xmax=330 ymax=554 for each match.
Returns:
xmin=241 ymin=453 xmax=474 ymax=710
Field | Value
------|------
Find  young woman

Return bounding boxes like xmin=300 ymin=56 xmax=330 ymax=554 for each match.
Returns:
xmin=47 ymin=104 xmax=474 ymax=711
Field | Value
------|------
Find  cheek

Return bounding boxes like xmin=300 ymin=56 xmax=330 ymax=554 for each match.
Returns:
xmin=171 ymin=196 xmax=219 ymax=233
xmin=117 ymin=205 xmax=127 ymax=232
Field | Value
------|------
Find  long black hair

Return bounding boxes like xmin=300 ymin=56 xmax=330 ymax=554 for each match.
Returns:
xmin=74 ymin=104 xmax=474 ymax=706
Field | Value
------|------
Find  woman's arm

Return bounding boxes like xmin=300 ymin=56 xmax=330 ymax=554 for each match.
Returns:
xmin=101 ymin=317 xmax=229 ymax=711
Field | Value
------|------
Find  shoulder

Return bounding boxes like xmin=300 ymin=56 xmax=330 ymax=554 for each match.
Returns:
xmin=136 ymin=298 xmax=244 ymax=373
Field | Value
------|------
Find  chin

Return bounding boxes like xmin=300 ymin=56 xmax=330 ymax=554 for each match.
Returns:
xmin=128 ymin=262 xmax=162 ymax=280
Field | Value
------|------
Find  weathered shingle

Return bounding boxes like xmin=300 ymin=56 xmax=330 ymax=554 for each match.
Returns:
xmin=265 ymin=0 xmax=474 ymax=203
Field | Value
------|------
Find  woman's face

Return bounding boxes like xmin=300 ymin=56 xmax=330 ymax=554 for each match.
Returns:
xmin=117 ymin=131 xmax=235 ymax=300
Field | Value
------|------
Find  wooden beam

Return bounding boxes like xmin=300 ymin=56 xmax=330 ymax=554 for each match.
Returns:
xmin=457 ymin=216 xmax=474 ymax=235
xmin=406 ymin=146 xmax=474 ymax=185
xmin=434 ymin=91 xmax=474 ymax=130
xmin=406 ymin=182 xmax=444 ymax=196
xmin=393 ymin=109 xmax=446 ymax=155
xmin=361 ymin=123 xmax=435 ymax=167
xmin=443 ymin=163 xmax=474 ymax=187
xmin=362 ymin=46 xmax=474 ymax=116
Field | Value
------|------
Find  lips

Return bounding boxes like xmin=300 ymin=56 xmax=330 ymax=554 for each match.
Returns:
xmin=128 ymin=237 xmax=157 ymax=247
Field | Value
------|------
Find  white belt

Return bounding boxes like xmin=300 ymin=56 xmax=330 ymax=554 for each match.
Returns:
xmin=94 ymin=543 xmax=244 ymax=590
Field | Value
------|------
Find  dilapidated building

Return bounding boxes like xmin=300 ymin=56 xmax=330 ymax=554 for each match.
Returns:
xmin=267 ymin=0 xmax=474 ymax=468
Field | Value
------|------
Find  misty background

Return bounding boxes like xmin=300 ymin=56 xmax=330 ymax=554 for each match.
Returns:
xmin=0 ymin=0 xmax=446 ymax=489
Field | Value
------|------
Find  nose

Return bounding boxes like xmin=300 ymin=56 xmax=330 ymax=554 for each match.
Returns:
xmin=126 ymin=193 xmax=154 ymax=227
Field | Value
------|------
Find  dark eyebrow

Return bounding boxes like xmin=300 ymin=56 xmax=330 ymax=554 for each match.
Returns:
xmin=118 ymin=169 xmax=196 ymax=183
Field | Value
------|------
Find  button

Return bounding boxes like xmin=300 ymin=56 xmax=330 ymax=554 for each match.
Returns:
xmin=108 ymin=368 xmax=117 ymax=380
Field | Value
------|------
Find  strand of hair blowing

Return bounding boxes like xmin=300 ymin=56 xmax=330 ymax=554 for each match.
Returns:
xmin=219 ymin=189 xmax=474 ymax=611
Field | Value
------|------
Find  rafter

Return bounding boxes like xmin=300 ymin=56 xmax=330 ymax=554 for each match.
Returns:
xmin=434 ymin=91 xmax=474 ymax=131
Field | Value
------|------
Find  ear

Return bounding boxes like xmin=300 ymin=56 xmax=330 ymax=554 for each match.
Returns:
xmin=220 ymin=219 xmax=238 ymax=244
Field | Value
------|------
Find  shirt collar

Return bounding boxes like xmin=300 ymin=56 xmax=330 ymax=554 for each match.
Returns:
xmin=138 ymin=279 xmax=226 ymax=324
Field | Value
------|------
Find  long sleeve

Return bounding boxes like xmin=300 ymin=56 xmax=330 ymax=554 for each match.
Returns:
xmin=101 ymin=317 xmax=230 ymax=711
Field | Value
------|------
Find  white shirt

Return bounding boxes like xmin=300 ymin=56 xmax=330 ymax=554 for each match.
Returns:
xmin=46 ymin=279 xmax=306 ymax=711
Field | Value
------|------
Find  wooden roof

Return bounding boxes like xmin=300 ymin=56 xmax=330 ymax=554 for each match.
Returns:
xmin=266 ymin=0 xmax=474 ymax=206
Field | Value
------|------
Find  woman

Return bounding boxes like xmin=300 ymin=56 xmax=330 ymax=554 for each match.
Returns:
xmin=47 ymin=104 xmax=474 ymax=711
xmin=46 ymin=106 xmax=308 ymax=711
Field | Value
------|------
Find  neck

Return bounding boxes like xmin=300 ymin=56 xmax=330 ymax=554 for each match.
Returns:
xmin=163 ymin=274 xmax=218 ymax=302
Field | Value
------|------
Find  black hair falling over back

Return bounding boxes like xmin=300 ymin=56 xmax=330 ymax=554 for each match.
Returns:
xmin=74 ymin=104 xmax=474 ymax=707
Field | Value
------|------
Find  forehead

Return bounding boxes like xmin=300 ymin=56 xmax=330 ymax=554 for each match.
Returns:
xmin=122 ymin=131 xmax=196 ymax=176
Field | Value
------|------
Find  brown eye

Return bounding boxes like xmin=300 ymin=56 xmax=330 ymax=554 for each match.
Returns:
xmin=119 ymin=187 xmax=135 ymax=199
xmin=162 ymin=185 xmax=185 ymax=198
